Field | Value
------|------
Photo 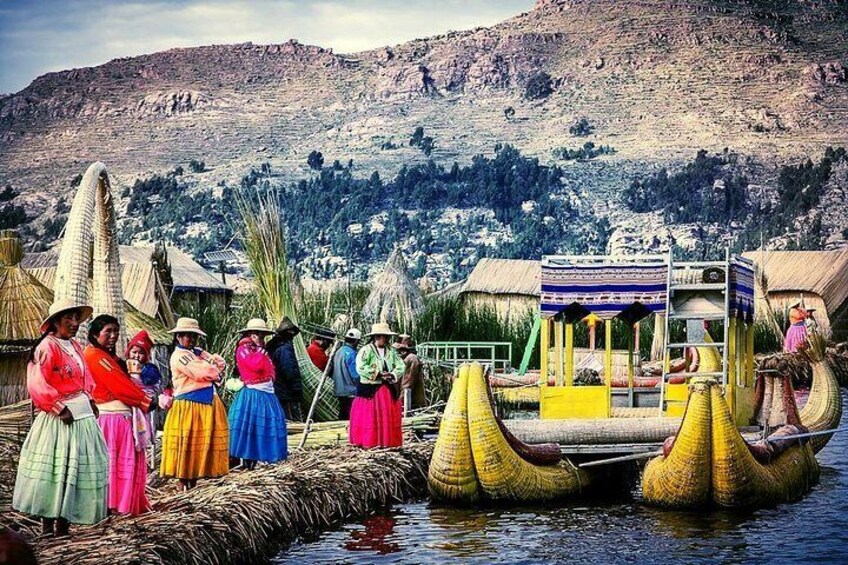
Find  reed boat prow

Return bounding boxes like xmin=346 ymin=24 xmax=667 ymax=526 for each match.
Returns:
xmin=643 ymin=380 xmax=819 ymax=509
xmin=428 ymin=363 xmax=588 ymax=503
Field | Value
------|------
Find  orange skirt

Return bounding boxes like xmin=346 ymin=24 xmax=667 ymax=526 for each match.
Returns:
xmin=160 ymin=395 xmax=229 ymax=480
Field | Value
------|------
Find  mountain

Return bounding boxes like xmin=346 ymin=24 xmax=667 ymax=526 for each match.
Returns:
xmin=1 ymin=0 xmax=848 ymax=279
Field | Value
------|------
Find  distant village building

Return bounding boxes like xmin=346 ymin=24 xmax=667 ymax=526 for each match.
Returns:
xmin=23 ymin=245 xmax=232 ymax=315
xmin=459 ymin=258 xmax=539 ymax=321
xmin=744 ymin=249 xmax=848 ymax=341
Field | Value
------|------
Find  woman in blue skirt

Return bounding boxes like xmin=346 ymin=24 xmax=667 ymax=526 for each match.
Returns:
xmin=228 ymin=318 xmax=288 ymax=469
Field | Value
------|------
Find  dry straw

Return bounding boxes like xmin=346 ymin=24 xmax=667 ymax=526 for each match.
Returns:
xmin=361 ymin=247 xmax=424 ymax=328
xmin=3 ymin=443 xmax=432 ymax=564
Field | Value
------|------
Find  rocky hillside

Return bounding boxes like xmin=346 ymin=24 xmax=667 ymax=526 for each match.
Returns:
xmin=1 ymin=0 xmax=848 ymax=270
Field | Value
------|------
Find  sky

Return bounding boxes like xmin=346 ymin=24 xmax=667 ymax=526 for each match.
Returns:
xmin=0 ymin=0 xmax=532 ymax=94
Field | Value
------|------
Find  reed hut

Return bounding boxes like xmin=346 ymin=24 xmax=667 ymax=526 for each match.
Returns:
xmin=460 ymin=258 xmax=539 ymax=322
xmin=23 ymin=244 xmax=231 ymax=320
xmin=0 ymin=231 xmax=53 ymax=406
xmin=743 ymin=249 xmax=848 ymax=341
xmin=362 ymin=248 xmax=425 ymax=326
xmin=0 ymin=230 xmax=173 ymax=406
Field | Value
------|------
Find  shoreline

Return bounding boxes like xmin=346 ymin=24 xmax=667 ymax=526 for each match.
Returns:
xmin=2 ymin=443 xmax=433 ymax=565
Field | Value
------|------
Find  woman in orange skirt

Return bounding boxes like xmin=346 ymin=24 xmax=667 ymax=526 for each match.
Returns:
xmin=160 ymin=318 xmax=229 ymax=490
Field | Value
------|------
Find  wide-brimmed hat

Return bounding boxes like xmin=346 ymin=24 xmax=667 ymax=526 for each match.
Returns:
xmin=40 ymin=298 xmax=93 ymax=333
xmin=276 ymin=316 xmax=300 ymax=335
xmin=168 ymin=317 xmax=207 ymax=337
xmin=239 ymin=318 xmax=274 ymax=335
xmin=393 ymin=337 xmax=417 ymax=351
xmin=365 ymin=322 xmax=397 ymax=338
xmin=312 ymin=326 xmax=335 ymax=340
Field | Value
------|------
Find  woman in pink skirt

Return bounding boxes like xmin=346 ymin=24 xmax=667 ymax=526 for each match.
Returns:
xmin=784 ymin=301 xmax=810 ymax=353
xmin=349 ymin=323 xmax=405 ymax=448
xmin=85 ymin=315 xmax=156 ymax=515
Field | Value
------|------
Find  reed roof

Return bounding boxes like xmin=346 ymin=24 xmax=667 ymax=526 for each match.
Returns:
xmin=742 ymin=248 xmax=848 ymax=315
xmin=0 ymin=231 xmax=53 ymax=347
xmin=463 ymin=258 xmax=540 ymax=296
xmin=362 ymin=248 xmax=425 ymax=324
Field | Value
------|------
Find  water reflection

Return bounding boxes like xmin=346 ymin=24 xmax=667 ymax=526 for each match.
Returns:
xmin=278 ymin=391 xmax=847 ymax=564
xmin=343 ymin=516 xmax=400 ymax=555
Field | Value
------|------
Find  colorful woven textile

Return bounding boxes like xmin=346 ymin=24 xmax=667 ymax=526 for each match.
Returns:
xmin=540 ymin=260 xmax=668 ymax=321
xmin=729 ymin=258 xmax=755 ymax=321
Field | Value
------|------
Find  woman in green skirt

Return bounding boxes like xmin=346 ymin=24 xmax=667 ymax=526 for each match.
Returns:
xmin=12 ymin=299 xmax=109 ymax=536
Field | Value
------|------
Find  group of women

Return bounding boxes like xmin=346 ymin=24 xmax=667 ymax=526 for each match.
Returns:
xmin=12 ymin=299 xmax=407 ymax=537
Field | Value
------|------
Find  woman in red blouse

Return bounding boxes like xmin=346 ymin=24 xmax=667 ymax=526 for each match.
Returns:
xmin=12 ymin=299 xmax=109 ymax=536
xmin=85 ymin=314 xmax=156 ymax=515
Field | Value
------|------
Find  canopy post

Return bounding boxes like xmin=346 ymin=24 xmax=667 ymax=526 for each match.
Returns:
xmin=565 ymin=322 xmax=574 ymax=387
xmin=605 ymin=319 xmax=613 ymax=415
xmin=555 ymin=319 xmax=564 ymax=387
xmin=540 ymin=318 xmax=550 ymax=386
xmin=627 ymin=322 xmax=635 ymax=408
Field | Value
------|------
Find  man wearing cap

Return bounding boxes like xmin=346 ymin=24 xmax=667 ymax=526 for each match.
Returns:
xmin=331 ymin=328 xmax=361 ymax=420
xmin=307 ymin=327 xmax=335 ymax=371
xmin=267 ymin=317 xmax=303 ymax=421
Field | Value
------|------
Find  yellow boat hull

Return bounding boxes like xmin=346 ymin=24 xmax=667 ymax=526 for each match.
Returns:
xmin=429 ymin=363 xmax=587 ymax=503
xmin=643 ymin=381 xmax=819 ymax=509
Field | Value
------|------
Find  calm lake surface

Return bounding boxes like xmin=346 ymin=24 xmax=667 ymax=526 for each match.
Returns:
xmin=276 ymin=391 xmax=848 ymax=564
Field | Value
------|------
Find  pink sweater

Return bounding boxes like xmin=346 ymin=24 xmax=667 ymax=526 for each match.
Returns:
xmin=235 ymin=339 xmax=275 ymax=385
xmin=27 ymin=336 xmax=94 ymax=415
xmin=169 ymin=346 xmax=221 ymax=397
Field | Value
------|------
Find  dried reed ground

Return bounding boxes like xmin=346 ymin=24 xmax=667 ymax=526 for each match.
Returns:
xmin=1 ymin=442 xmax=433 ymax=565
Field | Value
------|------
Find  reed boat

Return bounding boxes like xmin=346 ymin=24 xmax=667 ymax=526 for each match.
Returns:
xmin=428 ymin=363 xmax=588 ymax=503
xmin=797 ymin=333 xmax=842 ymax=454
xmin=642 ymin=380 xmax=819 ymax=509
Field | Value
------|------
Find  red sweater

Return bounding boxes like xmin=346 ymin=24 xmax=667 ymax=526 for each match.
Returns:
xmin=84 ymin=346 xmax=153 ymax=411
xmin=307 ymin=342 xmax=329 ymax=371
xmin=27 ymin=336 xmax=94 ymax=415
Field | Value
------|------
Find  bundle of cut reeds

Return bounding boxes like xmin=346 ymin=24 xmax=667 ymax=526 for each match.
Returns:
xmin=798 ymin=332 xmax=843 ymax=453
xmin=31 ymin=444 xmax=432 ymax=565
xmin=0 ymin=399 xmax=31 ymax=445
xmin=234 ymin=188 xmax=338 ymax=421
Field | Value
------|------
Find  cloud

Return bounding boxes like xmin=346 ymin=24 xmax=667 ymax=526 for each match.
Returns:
xmin=0 ymin=0 xmax=530 ymax=93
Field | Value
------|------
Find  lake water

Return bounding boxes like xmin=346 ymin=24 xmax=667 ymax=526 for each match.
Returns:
xmin=276 ymin=391 xmax=848 ymax=564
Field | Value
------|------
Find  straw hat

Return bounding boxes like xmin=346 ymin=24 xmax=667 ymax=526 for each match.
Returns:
xmin=40 ymin=298 xmax=93 ymax=333
xmin=239 ymin=318 xmax=274 ymax=335
xmin=168 ymin=317 xmax=207 ymax=337
xmin=365 ymin=322 xmax=397 ymax=337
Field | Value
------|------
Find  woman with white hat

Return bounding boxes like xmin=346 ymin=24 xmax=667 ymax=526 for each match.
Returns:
xmin=227 ymin=318 xmax=288 ymax=470
xmin=349 ymin=322 xmax=406 ymax=448
xmin=160 ymin=317 xmax=229 ymax=490
xmin=12 ymin=299 xmax=109 ymax=536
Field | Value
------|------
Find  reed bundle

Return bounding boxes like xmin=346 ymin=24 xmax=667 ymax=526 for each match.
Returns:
xmin=233 ymin=188 xmax=338 ymax=421
xmin=642 ymin=381 xmax=819 ymax=509
xmin=361 ymin=247 xmax=424 ymax=329
xmin=21 ymin=444 xmax=433 ymax=564
xmin=503 ymin=416 xmax=682 ymax=445
xmin=0 ymin=400 xmax=31 ymax=444
xmin=797 ymin=332 xmax=843 ymax=453
xmin=288 ymin=413 xmax=440 ymax=448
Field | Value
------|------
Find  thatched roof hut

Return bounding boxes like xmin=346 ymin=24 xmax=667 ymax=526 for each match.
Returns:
xmin=0 ymin=231 xmax=54 ymax=405
xmin=460 ymin=258 xmax=540 ymax=321
xmin=362 ymin=248 xmax=424 ymax=326
xmin=0 ymin=231 xmax=173 ymax=406
xmin=22 ymin=244 xmax=232 ymax=322
xmin=743 ymin=248 xmax=848 ymax=341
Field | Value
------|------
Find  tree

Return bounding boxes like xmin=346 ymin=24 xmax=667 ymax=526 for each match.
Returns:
xmin=307 ymin=150 xmax=324 ymax=170
xmin=524 ymin=72 xmax=553 ymax=100
xmin=569 ymin=118 xmax=593 ymax=137
xmin=420 ymin=136 xmax=435 ymax=157
xmin=504 ymin=106 xmax=515 ymax=121
xmin=410 ymin=127 xmax=425 ymax=147
xmin=189 ymin=159 xmax=206 ymax=173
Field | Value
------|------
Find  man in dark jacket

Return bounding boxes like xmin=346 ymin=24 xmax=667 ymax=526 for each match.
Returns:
xmin=267 ymin=316 xmax=303 ymax=421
